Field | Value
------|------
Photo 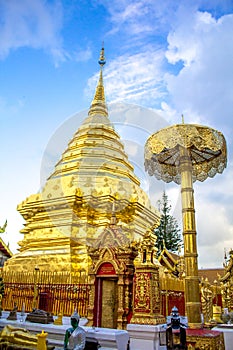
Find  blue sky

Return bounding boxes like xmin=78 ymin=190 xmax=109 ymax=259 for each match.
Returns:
xmin=0 ymin=0 xmax=233 ymax=268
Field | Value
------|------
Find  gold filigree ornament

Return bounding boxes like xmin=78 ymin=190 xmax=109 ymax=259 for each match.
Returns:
xmin=145 ymin=124 xmax=227 ymax=184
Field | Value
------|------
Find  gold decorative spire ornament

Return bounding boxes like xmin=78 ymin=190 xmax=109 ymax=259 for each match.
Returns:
xmin=145 ymin=122 xmax=227 ymax=328
xmin=89 ymin=45 xmax=108 ymax=117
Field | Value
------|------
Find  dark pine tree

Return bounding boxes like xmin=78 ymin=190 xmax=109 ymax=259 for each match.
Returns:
xmin=155 ymin=191 xmax=182 ymax=257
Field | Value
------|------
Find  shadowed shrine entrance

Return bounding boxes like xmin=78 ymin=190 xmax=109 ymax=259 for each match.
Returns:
xmin=95 ymin=263 xmax=118 ymax=328
xmin=101 ymin=278 xmax=118 ymax=328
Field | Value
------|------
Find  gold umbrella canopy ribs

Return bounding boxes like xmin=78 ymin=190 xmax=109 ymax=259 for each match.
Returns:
xmin=144 ymin=124 xmax=227 ymax=184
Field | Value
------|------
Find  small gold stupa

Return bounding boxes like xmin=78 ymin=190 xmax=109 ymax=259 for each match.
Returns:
xmin=4 ymin=47 xmax=160 ymax=274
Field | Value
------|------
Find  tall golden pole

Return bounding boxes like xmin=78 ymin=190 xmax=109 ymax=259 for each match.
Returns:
xmin=179 ymin=146 xmax=201 ymax=327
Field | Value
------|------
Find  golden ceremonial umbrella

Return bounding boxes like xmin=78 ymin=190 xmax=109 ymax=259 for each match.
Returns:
xmin=145 ymin=123 xmax=227 ymax=328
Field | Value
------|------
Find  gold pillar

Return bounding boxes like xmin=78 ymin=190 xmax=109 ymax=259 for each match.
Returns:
xmin=130 ymin=263 xmax=165 ymax=325
xmin=164 ymin=268 xmax=169 ymax=317
xmin=179 ymin=146 xmax=202 ymax=328
xmin=131 ymin=232 xmax=165 ymax=325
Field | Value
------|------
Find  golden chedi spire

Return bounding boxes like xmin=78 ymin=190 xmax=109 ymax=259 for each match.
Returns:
xmin=4 ymin=46 xmax=160 ymax=274
xmin=88 ymin=45 xmax=108 ymax=117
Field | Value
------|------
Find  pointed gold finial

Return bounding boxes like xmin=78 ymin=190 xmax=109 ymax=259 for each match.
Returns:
xmin=98 ymin=42 xmax=106 ymax=67
xmin=88 ymin=44 xmax=108 ymax=117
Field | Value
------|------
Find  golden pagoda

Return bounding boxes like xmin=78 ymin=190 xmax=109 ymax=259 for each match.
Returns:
xmin=4 ymin=47 xmax=160 ymax=274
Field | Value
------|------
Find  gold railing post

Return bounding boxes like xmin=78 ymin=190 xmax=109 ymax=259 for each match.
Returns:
xmin=32 ymin=267 xmax=40 ymax=309
xmin=164 ymin=269 xmax=169 ymax=317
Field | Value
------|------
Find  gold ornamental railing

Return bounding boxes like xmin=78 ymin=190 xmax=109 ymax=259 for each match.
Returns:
xmin=1 ymin=271 xmax=90 ymax=317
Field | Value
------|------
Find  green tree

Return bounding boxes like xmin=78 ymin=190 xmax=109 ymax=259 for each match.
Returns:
xmin=155 ymin=191 xmax=182 ymax=257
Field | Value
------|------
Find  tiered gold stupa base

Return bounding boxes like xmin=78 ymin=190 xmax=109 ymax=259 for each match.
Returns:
xmin=4 ymin=47 xmax=160 ymax=277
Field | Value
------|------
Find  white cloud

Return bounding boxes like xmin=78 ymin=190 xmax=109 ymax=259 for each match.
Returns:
xmin=99 ymin=0 xmax=189 ymax=37
xmin=190 ymin=161 xmax=233 ymax=267
xmin=165 ymin=12 xmax=233 ymax=137
xmin=87 ymin=48 xmax=167 ymax=107
xmin=99 ymin=0 xmax=153 ymax=36
xmin=0 ymin=0 xmax=66 ymax=64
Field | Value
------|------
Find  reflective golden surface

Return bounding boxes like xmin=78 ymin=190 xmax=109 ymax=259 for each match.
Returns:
xmin=0 ymin=325 xmax=38 ymax=346
xmin=131 ymin=231 xmax=165 ymax=325
xmin=4 ymin=48 xmax=160 ymax=275
xmin=145 ymin=123 xmax=227 ymax=184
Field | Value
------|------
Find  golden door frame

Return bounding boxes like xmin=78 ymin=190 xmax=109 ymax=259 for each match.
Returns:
xmin=88 ymin=247 xmax=137 ymax=329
